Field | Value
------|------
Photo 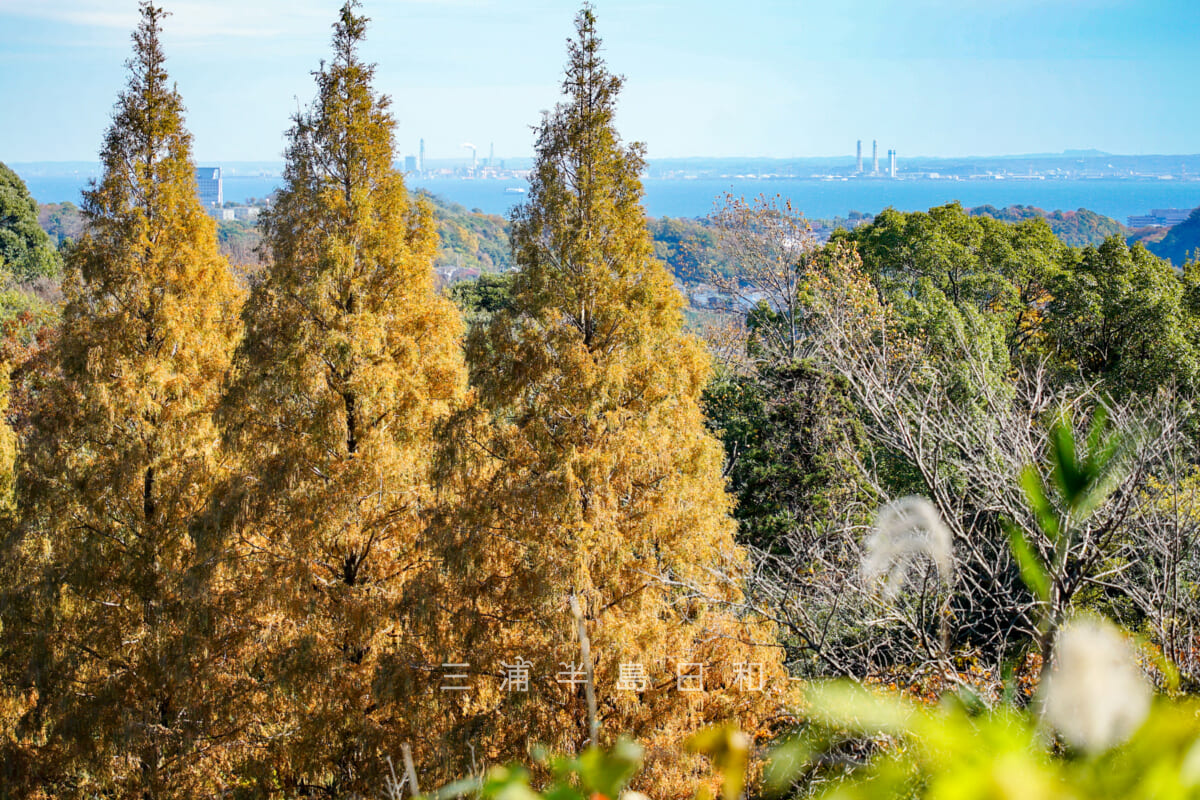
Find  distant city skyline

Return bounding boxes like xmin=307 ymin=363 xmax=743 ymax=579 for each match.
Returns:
xmin=1 ymin=0 xmax=1198 ymax=163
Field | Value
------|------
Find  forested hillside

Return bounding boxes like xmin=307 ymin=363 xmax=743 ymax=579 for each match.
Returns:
xmin=1148 ymin=207 xmax=1200 ymax=265
xmin=0 ymin=164 xmax=61 ymax=325
xmin=33 ymin=192 xmax=510 ymax=277
xmin=967 ymin=203 xmax=1128 ymax=247
xmin=31 ymin=192 xmax=1136 ymax=287
xmin=427 ymin=193 xmax=512 ymax=274
xmin=2 ymin=3 xmax=1200 ymax=800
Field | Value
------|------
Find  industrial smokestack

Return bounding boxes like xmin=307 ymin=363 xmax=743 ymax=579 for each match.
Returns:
xmin=872 ymin=140 xmax=879 ymax=173
xmin=856 ymin=139 xmax=863 ymax=173
xmin=889 ymin=149 xmax=897 ymax=178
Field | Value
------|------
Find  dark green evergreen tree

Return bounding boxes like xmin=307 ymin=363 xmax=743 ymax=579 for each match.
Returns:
xmin=1047 ymin=237 xmax=1198 ymax=396
xmin=0 ymin=162 xmax=60 ymax=282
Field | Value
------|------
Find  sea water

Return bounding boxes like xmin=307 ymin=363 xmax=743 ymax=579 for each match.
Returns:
xmin=19 ymin=173 xmax=1200 ymax=224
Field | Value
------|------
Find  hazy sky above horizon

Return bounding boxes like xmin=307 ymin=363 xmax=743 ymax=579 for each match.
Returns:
xmin=0 ymin=0 xmax=1197 ymax=163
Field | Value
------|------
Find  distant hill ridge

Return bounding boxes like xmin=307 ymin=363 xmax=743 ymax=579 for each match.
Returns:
xmin=966 ymin=204 xmax=1128 ymax=248
xmin=33 ymin=196 xmax=1140 ymax=278
xmin=1147 ymin=208 xmax=1200 ymax=266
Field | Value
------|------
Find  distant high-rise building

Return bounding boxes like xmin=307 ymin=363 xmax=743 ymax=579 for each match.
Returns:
xmin=1127 ymin=207 xmax=1196 ymax=227
xmin=489 ymin=141 xmax=495 ymax=168
xmin=872 ymin=140 xmax=879 ymax=174
xmin=418 ymin=138 xmax=425 ymax=173
xmin=889 ymin=149 xmax=897 ymax=178
xmin=1153 ymin=208 xmax=1193 ymax=225
xmin=856 ymin=140 xmax=863 ymax=173
xmin=196 ymin=167 xmax=222 ymax=207
xmin=404 ymin=155 xmax=417 ymax=173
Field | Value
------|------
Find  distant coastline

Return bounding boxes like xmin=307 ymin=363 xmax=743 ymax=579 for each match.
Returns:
xmin=17 ymin=170 xmax=1199 ymax=225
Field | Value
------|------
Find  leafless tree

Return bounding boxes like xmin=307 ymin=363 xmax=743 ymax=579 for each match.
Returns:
xmin=699 ymin=245 xmax=1200 ymax=688
xmin=1109 ymin=406 xmax=1200 ymax=687
xmin=699 ymin=193 xmax=820 ymax=365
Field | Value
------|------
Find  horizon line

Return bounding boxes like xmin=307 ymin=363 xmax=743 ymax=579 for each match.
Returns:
xmin=11 ymin=150 xmax=1200 ymax=168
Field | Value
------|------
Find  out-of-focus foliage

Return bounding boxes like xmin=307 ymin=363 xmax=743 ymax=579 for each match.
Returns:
xmin=764 ymin=450 xmax=1187 ymax=800
xmin=419 ymin=723 xmax=749 ymax=800
xmin=465 ymin=739 xmax=646 ymax=800
xmin=768 ymin=681 xmax=1200 ymax=800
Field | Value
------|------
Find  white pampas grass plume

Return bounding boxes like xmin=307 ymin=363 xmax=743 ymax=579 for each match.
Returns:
xmin=1039 ymin=615 xmax=1152 ymax=753
xmin=861 ymin=496 xmax=954 ymax=596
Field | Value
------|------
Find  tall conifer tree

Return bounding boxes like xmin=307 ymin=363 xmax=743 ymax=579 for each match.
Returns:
xmin=0 ymin=368 xmax=30 ymax=786
xmin=418 ymin=6 xmax=788 ymax=795
xmin=217 ymin=2 xmax=465 ymax=794
xmin=8 ymin=4 xmax=242 ymax=797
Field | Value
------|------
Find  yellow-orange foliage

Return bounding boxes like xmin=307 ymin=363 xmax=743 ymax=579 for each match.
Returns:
xmin=410 ymin=8 xmax=790 ymax=797
xmin=216 ymin=3 xmax=466 ymax=795
xmin=6 ymin=4 xmax=242 ymax=798
xmin=0 ymin=366 xmax=25 ymax=782
xmin=0 ymin=369 xmax=15 ymax=514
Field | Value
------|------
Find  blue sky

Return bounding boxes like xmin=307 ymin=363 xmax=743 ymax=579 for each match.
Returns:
xmin=0 ymin=0 xmax=1197 ymax=163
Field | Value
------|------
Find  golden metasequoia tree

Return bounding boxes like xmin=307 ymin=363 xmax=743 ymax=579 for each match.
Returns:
xmin=0 ymin=331 xmax=54 ymax=791
xmin=413 ymin=6 xmax=790 ymax=796
xmin=0 ymin=369 xmax=22 ymax=778
xmin=0 ymin=371 xmax=15 ymax=513
xmin=3 ymin=4 xmax=242 ymax=797
xmin=216 ymin=2 xmax=465 ymax=794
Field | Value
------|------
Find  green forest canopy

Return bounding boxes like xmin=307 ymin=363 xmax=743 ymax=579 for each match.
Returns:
xmin=0 ymin=162 xmax=60 ymax=281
